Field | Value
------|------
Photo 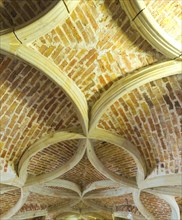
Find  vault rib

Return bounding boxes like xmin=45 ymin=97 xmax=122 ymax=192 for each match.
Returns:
xmin=90 ymin=60 xmax=182 ymax=133
xmin=14 ymin=0 xmax=80 ymax=44
xmin=89 ymin=128 xmax=146 ymax=185
xmin=0 ymin=36 xmax=89 ymax=135
xmin=43 ymin=179 xmax=81 ymax=197
xmin=120 ymin=0 xmax=182 ymax=59
xmin=0 ymin=0 xmax=181 ymax=219
xmin=48 ymin=199 xmax=80 ymax=218
xmin=147 ymin=192 xmax=180 ymax=220
xmin=139 ymin=174 xmax=182 ymax=190
xmin=83 ymin=200 xmax=112 ymax=214
xmin=86 ymin=138 xmax=137 ymax=188
xmin=18 ymin=131 xmax=85 ymax=185
xmin=146 ymin=186 xmax=182 ymax=197
xmin=0 ymin=185 xmax=17 ymax=195
xmin=29 ymin=185 xmax=79 ymax=199
xmin=84 ymin=187 xmax=133 ymax=199
xmin=82 ymin=180 xmax=122 ymax=196
xmin=11 ymin=210 xmax=47 ymax=220
xmin=0 ymin=188 xmax=29 ymax=220
xmin=24 ymin=138 xmax=87 ymax=186
xmin=133 ymin=190 xmax=156 ymax=220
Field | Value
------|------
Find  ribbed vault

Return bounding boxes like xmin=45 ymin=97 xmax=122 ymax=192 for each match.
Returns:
xmin=0 ymin=0 xmax=59 ymax=33
xmin=0 ymin=0 xmax=181 ymax=220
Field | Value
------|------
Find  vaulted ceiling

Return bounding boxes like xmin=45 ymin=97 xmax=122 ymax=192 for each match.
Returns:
xmin=0 ymin=0 xmax=181 ymax=220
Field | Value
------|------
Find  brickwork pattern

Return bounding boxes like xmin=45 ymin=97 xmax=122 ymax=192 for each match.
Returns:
xmin=31 ymin=0 xmax=166 ymax=107
xmin=98 ymin=75 xmax=182 ymax=175
xmin=91 ymin=193 xmax=141 ymax=216
xmin=0 ymin=0 xmax=58 ymax=32
xmin=0 ymin=0 xmax=181 ymax=219
xmin=61 ymin=153 xmax=108 ymax=190
xmin=141 ymin=192 xmax=171 ymax=220
xmin=144 ymin=0 xmax=182 ymax=44
xmin=28 ymin=140 xmax=79 ymax=175
xmin=20 ymin=192 xmax=71 ymax=211
xmin=0 ymin=55 xmax=81 ymax=164
xmin=0 ymin=157 xmax=10 ymax=172
xmin=94 ymin=141 xmax=137 ymax=178
xmin=0 ymin=188 xmax=21 ymax=215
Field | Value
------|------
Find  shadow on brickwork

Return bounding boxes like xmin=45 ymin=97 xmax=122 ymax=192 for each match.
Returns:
xmin=0 ymin=0 xmax=59 ymax=34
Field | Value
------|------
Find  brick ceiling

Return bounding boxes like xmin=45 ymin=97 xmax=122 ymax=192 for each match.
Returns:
xmin=0 ymin=0 xmax=59 ymax=33
xmin=0 ymin=0 xmax=182 ymax=220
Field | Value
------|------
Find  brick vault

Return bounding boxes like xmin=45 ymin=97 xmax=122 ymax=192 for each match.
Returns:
xmin=0 ymin=0 xmax=181 ymax=220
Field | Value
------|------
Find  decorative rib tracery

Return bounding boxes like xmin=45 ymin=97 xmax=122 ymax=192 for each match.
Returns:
xmin=0 ymin=1 xmax=181 ymax=219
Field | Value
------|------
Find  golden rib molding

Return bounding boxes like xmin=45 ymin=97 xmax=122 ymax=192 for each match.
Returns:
xmin=120 ymin=0 xmax=182 ymax=59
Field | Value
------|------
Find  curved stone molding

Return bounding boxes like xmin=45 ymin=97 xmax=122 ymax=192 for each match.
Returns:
xmin=0 ymin=42 xmax=89 ymax=135
xmin=83 ymin=200 xmax=112 ymax=213
xmin=11 ymin=210 xmax=47 ymax=220
xmin=90 ymin=60 xmax=182 ymax=132
xmin=25 ymin=139 xmax=87 ymax=186
xmin=0 ymin=3 xmax=181 ymax=217
xmin=43 ymin=179 xmax=81 ymax=196
xmin=18 ymin=131 xmax=85 ymax=184
xmin=0 ymin=32 xmax=20 ymax=54
xmin=87 ymin=139 xmax=137 ymax=188
xmin=84 ymin=187 xmax=133 ymax=199
xmin=0 ymin=185 xmax=17 ymax=194
xmin=14 ymin=0 xmax=79 ymax=43
xmin=133 ymin=190 xmax=156 ymax=220
xmin=0 ymin=188 xmax=29 ymax=220
xmin=48 ymin=199 xmax=81 ymax=217
xmin=29 ymin=185 xmax=79 ymax=199
xmin=146 ymin=186 xmax=182 ymax=197
xmin=82 ymin=180 xmax=121 ymax=196
xmin=149 ymin=192 xmax=180 ymax=220
xmin=48 ymin=199 xmax=81 ymax=213
xmin=120 ymin=0 xmax=182 ymax=59
xmin=89 ymin=128 xmax=146 ymax=184
xmin=139 ymin=174 xmax=182 ymax=190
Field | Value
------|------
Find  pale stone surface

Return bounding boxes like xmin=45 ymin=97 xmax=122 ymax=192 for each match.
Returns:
xmin=0 ymin=0 xmax=181 ymax=219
